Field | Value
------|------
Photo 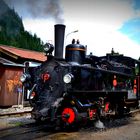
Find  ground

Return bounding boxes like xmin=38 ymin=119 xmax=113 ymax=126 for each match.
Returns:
xmin=45 ymin=114 xmax=140 ymax=140
xmin=0 ymin=113 xmax=140 ymax=140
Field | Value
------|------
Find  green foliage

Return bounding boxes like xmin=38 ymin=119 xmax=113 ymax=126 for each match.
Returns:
xmin=0 ymin=1 xmax=44 ymax=52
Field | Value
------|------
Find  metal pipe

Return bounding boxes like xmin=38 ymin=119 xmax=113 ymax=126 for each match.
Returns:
xmin=54 ymin=24 xmax=66 ymax=59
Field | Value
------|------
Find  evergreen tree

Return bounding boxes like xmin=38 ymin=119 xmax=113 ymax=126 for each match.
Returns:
xmin=0 ymin=0 xmax=44 ymax=52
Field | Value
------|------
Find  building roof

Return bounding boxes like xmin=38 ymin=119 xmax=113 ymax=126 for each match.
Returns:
xmin=0 ymin=57 xmax=15 ymax=64
xmin=0 ymin=57 xmax=24 ymax=67
xmin=0 ymin=45 xmax=46 ymax=62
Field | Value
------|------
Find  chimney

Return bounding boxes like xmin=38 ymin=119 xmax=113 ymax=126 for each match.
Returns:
xmin=54 ymin=24 xmax=66 ymax=59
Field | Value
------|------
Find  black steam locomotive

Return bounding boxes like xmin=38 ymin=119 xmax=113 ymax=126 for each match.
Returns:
xmin=21 ymin=24 xmax=140 ymax=128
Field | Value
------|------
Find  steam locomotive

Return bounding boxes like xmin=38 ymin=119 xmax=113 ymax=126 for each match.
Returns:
xmin=21 ymin=24 xmax=140 ymax=128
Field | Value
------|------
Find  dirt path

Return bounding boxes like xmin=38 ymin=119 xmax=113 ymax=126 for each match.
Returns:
xmin=38 ymin=114 xmax=140 ymax=140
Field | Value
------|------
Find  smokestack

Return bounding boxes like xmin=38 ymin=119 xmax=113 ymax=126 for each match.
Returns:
xmin=54 ymin=24 xmax=65 ymax=59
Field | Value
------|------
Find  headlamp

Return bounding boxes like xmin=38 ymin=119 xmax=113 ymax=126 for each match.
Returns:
xmin=63 ymin=73 xmax=74 ymax=84
xmin=43 ymin=43 xmax=54 ymax=54
xmin=20 ymin=73 xmax=31 ymax=82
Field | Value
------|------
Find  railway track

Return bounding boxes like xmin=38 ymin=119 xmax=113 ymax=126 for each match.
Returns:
xmin=0 ymin=107 xmax=32 ymax=118
xmin=0 ymin=108 xmax=140 ymax=140
xmin=0 ymin=119 xmax=54 ymax=140
xmin=129 ymin=108 xmax=140 ymax=116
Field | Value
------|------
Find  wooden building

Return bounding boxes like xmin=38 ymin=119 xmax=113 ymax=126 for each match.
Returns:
xmin=0 ymin=45 xmax=46 ymax=106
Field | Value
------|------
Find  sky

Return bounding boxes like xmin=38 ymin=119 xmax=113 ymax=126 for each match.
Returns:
xmin=4 ymin=0 xmax=140 ymax=59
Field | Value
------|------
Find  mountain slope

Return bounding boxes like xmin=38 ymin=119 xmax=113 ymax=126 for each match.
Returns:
xmin=0 ymin=0 xmax=44 ymax=52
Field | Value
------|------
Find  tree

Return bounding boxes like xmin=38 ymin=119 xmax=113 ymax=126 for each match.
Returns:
xmin=0 ymin=0 xmax=44 ymax=52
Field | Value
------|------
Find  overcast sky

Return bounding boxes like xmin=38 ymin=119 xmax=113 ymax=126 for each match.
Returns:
xmin=5 ymin=0 xmax=140 ymax=59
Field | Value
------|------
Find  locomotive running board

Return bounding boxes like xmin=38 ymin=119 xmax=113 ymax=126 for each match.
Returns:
xmin=72 ymin=90 xmax=127 ymax=93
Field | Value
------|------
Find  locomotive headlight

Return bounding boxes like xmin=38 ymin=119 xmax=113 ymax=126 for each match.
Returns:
xmin=43 ymin=43 xmax=54 ymax=54
xmin=44 ymin=44 xmax=50 ymax=51
xmin=63 ymin=73 xmax=74 ymax=84
xmin=20 ymin=73 xmax=31 ymax=82
xmin=20 ymin=74 xmax=27 ymax=82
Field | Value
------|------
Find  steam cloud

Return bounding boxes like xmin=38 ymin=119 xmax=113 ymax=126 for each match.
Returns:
xmin=4 ymin=0 xmax=64 ymax=23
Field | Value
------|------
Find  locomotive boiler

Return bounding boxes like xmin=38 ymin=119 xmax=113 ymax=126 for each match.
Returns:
xmin=20 ymin=24 xmax=140 ymax=128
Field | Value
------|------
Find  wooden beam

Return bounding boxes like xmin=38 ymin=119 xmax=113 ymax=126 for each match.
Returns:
xmin=0 ymin=48 xmax=18 ymax=59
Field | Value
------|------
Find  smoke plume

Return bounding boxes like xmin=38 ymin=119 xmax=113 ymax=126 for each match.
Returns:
xmin=4 ymin=0 xmax=64 ymax=23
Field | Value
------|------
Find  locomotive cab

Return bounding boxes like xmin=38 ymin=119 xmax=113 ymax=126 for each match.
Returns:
xmin=65 ymin=39 xmax=87 ymax=64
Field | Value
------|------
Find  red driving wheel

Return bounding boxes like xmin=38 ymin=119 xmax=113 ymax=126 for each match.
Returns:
xmin=62 ymin=108 xmax=76 ymax=124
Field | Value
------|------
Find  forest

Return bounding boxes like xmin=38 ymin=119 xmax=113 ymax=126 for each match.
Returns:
xmin=0 ymin=0 xmax=44 ymax=52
